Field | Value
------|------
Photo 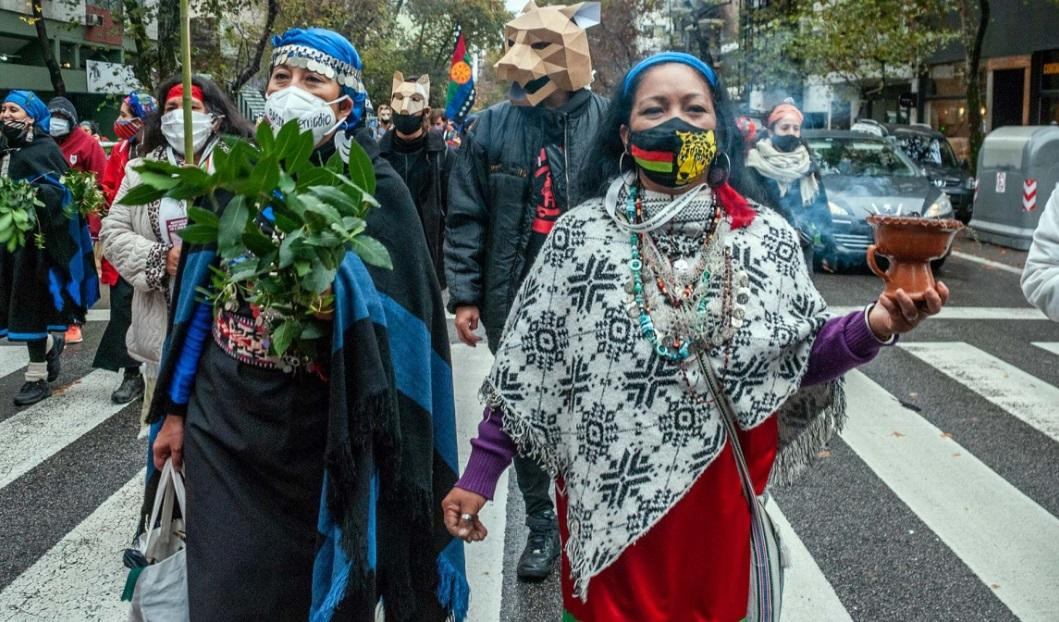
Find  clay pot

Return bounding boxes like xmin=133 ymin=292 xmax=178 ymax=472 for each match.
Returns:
xmin=866 ymin=215 xmax=964 ymax=300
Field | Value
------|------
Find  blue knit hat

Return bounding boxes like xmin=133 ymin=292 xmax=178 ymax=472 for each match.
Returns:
xmin=124 ymin=90 xmax=158 ymax=120
xmin=270 ymin=28 xmax=366 ymax=127
xmin=4 ymin=90 xmax=51 ymax=133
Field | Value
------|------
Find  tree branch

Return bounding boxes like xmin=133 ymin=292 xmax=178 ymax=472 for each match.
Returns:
xmin=32 ymin=2 xmax=66 ymax=95
xmin=229 ymin=0 xmax=279 ymax=93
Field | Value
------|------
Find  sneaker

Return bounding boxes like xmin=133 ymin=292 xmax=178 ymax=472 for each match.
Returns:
xmin=14 ymin=379 xmax=51 ymax=406
xmin=111 ymin=373 xmax=145 ymax=404
xmin=516 ymin=510 xmax=560 ymax=582
xmin=64 ymin=325 xmax=83 ymax=344
xmin=46 ymin=335 xmax=65 ymax=383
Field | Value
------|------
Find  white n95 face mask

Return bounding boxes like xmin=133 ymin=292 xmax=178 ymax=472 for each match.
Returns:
xmin=264 ymin=86 xmax=348 ymax=146
xmin=161 ymin=110 xmax=216 ymax=156
xmin=48 ymin=118 xmax=71 ymax=138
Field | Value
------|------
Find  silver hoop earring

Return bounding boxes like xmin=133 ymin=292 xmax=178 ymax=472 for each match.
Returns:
xmin=619 ymin=150 xmax=630 ymax=173
xmin=707 ymin=151 xmax=732 ymax=188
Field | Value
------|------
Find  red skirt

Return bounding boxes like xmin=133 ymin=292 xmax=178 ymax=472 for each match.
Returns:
xmin=558 ymin=415 xmax=778 ymax=622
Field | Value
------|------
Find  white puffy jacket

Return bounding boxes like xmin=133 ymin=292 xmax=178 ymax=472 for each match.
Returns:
xmin=1022 ymin=183 xmax=1059 ymax=321
xmin=99 ymin=153 xmax=178 ymax=365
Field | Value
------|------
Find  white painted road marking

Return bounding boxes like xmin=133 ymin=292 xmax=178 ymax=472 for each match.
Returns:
xmin=0 ymin=347 xmax=27 ymax=381
xmin=771 ymin=502 xmax=853 ymax=622
xmin=950 ymin=250 xmax=1024 ymax=275
xmin=1031 ymin=342 xmax=1059 ymax=358
xmin=0 ymin=470 xmax=143 ymax=621
xmin=901 ymin=342 xmax=1059 ymax=443
xmin=842 ymin=370 xmax=1059 ymax=622
xmin=0 ymin=370 xmax=129 ymax=488
xmin=830 ymin=306 xmax=1047 ymax=321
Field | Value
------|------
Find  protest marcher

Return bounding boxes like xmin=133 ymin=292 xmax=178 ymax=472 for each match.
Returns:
xmin=380 ymin=72 xmax=454 ymax=287
xmin=148 ymin=27 xmax=467 ymax=621
xmin=373 ymin=102 xmax=393 ymax=141
xmin=0 ymin=90 xmax=97 ymax=405
xmin=444 ymin=0 xmax=607 ymax=581
xmin=101 ymin=75 xmax=252 ymax=421
xmin=94 ymin=91 xmax=158 ymax=404
xmin=1023 ymin=183 xmax=1059 ymax=320
xmin=79 ymin=120 xmax=102 ymax=142
xmin=746 ymin=100 xmax=837 ymax=271
xmin=442 ymin=52 xmax=950 ymax=620
xmin=47 ymin=96 xmax=108 ymax=345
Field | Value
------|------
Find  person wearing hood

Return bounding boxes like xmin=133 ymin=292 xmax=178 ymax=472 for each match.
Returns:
xmin=147 ymin=27 xmax=467 ymax=621
xmin=47 ymin=97 xmax=107 ymax=347
xmin=93 ymin=91 xmax=159 ymax=405
xmin=379 ymin=72 xmax=454 ymax=288
xmin=0 ymin=90 xmax=98 ymax=405
xmin=746 ymin=101 xmax=837 ymax=271
xmin=443 ymin=0 xmax=607 ymax=582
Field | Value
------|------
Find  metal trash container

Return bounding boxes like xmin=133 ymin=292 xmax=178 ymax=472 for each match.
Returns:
xmin=970 ymin=126 xmax=1059 ymax=249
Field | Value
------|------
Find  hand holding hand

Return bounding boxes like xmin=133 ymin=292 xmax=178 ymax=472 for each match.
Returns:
xmin=868 ymin=282 xmax=950 ymax=341
xmin=442 ymin=487 xmax=488 ymax=542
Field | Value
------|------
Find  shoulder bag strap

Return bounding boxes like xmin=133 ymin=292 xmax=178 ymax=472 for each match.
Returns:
xmin=696 ymin=353 xmax=757 ymax=506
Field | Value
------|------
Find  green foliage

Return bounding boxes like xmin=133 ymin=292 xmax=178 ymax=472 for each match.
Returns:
xmin=0 ymin=178 xmax=43 ymax=253
xmin=60 ymin=170 xmax=106 ymax=219
xmin=122 ymin=120 xmax=392 ymax=358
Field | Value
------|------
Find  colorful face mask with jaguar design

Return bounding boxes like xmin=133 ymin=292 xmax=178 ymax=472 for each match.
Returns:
xmin=629 ymin=117 xmax=717 ymax=187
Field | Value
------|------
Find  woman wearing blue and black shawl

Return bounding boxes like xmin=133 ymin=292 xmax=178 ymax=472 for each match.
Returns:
xmin=147 ymin=28 xmax=468 ymax=621
xmin=0 ymin=90 xmax=97 ymax=406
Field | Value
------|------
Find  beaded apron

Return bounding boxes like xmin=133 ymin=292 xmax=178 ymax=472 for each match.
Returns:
xmin=482 ymin=189 xmax=844 ymax=600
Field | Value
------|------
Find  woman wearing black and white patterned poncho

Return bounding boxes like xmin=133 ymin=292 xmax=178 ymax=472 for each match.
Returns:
xmin=442 ymin=53 xmax=950 ymax=621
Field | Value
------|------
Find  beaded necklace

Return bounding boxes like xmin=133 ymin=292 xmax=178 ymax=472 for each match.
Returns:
xmin=626 ymin=184 xmax=738 ymax=361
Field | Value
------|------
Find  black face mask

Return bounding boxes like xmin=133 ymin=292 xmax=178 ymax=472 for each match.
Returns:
xmin=771 ymin=134 xmax=801 ymax=153
xmin=393 ymin=112 xmax=424 ymax=135
xmin=628 ymin=117 xmax=718 ymax=187
xmin=1 ymin=120 xmax=30 ymax=146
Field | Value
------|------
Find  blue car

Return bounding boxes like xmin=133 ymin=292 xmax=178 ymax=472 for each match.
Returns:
xmin=804 ymin=130 xmax=955 ymax=270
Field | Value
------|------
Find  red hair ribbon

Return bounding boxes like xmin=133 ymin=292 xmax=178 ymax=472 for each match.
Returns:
xmin=714 ymin=182 xmax=755 ymax=229
xmin=166 ymin=84 xmax=204 ymax=104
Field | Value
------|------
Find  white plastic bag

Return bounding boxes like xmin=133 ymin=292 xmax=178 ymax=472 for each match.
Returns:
xmin=125 ymin=459 xmax=189 ymax=622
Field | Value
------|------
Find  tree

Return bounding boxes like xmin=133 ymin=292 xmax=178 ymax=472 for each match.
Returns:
xmin=586 ymin=0 xmax=662 ymax=94
xmin=952 ymin=0 xmax=989 ymax=174
xmin=28 ymin=1 xmax=66 ymax=95
xmin=792 ymin=0 xmax=957 ymax=113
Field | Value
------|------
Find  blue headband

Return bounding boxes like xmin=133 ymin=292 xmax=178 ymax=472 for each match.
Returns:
xmin=622 ymin=52 xmax=718 ymax=97
xmin=4 ymin=90 xmax=51 ymax=133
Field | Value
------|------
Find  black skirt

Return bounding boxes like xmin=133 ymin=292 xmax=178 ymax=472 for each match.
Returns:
xmin=91 ymin=278 xmax=139 ymax=370
xmin=0 ymin=241 xmax=66 ymax=339
xmin=183 ymin=340 xmax=329 ymax=621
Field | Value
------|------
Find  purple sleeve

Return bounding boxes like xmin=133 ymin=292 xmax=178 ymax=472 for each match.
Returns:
xmin=456 ymin=406 xmax=517 ymax=500
xmin=802 ymin=309 xmax=893 ymax=387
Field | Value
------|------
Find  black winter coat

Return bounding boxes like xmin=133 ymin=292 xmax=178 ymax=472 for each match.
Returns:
xmin=379 ymin=128 xmax=454 ymax=288
xmin=444 ymin=89 xmax=607 ymax=351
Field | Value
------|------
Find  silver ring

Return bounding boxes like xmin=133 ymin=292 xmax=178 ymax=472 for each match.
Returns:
xmin=460 ymin=513 xmax=476 ymax=522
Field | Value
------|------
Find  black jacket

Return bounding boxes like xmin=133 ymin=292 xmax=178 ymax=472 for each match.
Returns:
xmin=379 ymin=128 xmax=454 ymax=287
xmin=444 ymin=89 xmax=607 ymax=351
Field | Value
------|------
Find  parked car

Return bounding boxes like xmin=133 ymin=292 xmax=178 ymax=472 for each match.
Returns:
xmin=886 ymin=124 xmax=974 ymax=223
xmin=803 ymin=129 xmax=955 ymax=270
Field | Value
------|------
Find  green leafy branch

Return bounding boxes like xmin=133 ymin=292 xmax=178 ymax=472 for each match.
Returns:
xmin=119 ymin=120 xmax=392 ymax=358
xmin=60 ymin=169 xmax=106 ymax=219
xmin=0 ymin=177 xmax=43 ymax=252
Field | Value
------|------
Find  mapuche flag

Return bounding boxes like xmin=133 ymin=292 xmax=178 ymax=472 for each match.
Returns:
xmin=444 ymin=24 xmax=476 ymax=123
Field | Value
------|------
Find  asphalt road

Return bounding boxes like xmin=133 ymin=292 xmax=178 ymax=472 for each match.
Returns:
xmin=1 ymin=232 xmax=1057 ymax=621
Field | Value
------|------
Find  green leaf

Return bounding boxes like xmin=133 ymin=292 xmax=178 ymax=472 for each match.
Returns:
xmin=303 ymin=261 xmax=336 ymax=294
xmin=117 ymin=184 xmax=167 ymax=206
xmin=308 ymin=186 xmax=359 ymax=215
xmin=186 ymin=206 xmax=219 ymax=227
xmin=349 ymin=235 xmax=392 ymax=270
xmin=242 ymin=222 xmax=276 ymax=257
xmin=176 ymin=223 xmax=219 ymax=245
xmin=300 ymin=194 xmax=343 ymax=224
xmin=256 ymin=121 xmax=276 ymax=151
xmin=271 ymin=203 xmax=304 ymax=233
xmin=278 ymin=229 xmax=304 ymax=268
xmin=346 ymin=140 xmax=376 ymax=196
xmin=137 ymin=171 xmax=180 ymax=191
xmin=293 ymin=260 xmax=312 ymax=277
xmin=300 ymin=321 xmax=326 ymax=340
xmin=217 ymin=196 xmax=249 ymax=258
xmin=249 ymin=154 xmax=280 ymax=198
xmin=270 ymin=318 xmax=301 ymax=356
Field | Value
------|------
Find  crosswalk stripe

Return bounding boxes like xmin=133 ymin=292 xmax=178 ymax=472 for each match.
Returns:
xmin=950 ymin=250 xmax=1024 ymax=275
xmin=0 ymin=470 xmax=142 ymax=620
xmin=1031 ymin=342 xmax=1059 ymax=357
xmin=900 ymin=342 xmax=1059 ymax=443
xmin=0 ymin=346 xmax=27 ymax=381
xmin=451 ymin=344 xmax=510 ymax=622
xmin=842 ymin=370 xmax=1059 ymax=622
xmin=829 ymin=306 xmax=1048 ymax=321
xmin=769 ymin=502 xmax=852 ymax=622
xmin=0 ymin=370 xmax=128 ymax=489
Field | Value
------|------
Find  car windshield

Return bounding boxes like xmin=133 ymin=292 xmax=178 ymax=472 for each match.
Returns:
xmin=895 ymin=133 xmax=960 ymax=167
xmin=806 ymin=136 xmax=921 ymax=177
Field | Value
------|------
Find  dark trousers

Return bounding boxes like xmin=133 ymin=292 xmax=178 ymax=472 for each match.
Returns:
xmin=514 ymin=451 xmax=554 ymax=517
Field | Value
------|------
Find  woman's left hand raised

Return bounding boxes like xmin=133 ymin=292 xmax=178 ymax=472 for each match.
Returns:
xmin=867 ymin=282 xmax=949 ymax=341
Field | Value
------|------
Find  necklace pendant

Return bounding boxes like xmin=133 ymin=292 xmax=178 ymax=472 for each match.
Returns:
xmin=673 ymin=258 xmax=689 ymax=273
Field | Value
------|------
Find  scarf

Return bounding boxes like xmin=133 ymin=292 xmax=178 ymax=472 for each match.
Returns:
xmin=483 ymin=187 xmax=843 ymax=599
xmin=746 ymin=138 xmax=819 ymax=206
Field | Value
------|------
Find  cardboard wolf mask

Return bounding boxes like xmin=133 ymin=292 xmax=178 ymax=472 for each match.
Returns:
xmin=495 ymin=1 xmax=601 ymax=107
xmin=391 ymin=72 xmax=430 ymax=116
